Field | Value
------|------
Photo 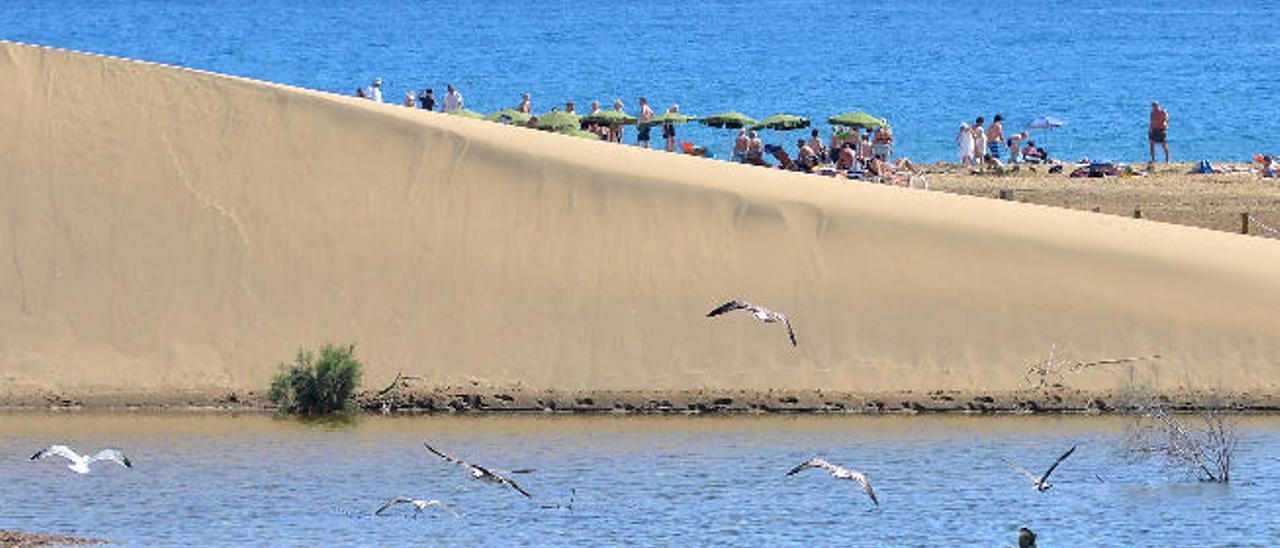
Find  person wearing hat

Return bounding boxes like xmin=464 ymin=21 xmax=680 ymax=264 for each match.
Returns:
xmin=365 ymin=78 xmax=383 ymax=103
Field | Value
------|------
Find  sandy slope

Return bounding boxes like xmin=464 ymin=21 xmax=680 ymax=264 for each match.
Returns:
xmin=2 ymin=41 xmax=1279 ymax=403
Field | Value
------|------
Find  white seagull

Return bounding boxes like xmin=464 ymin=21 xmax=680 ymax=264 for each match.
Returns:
xmin=786 ymin=458 xmax=879 ymax=507
xmin=31 ymin=445 xmax=133 ymax=474
xmin=423 ymin=443 xmax=534 ymax=498
xmin=374 ymin=497 xmax=461 ymax=518
xmin=1004 ymin=445 xmax=1077 ymax=492
xmin=706 ymin=300 xmax=797 ymax=346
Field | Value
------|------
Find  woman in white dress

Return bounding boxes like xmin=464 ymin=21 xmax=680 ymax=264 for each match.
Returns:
xmin=957 ymin=123 xmax=974 ymax=164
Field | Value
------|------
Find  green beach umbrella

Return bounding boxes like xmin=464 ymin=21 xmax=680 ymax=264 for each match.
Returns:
xmin=699 ymin=111 xmax=757 ymax=129
xmin=581 ymin=109 xmax=637 ymax=126
xmin=828 ymin=111 xmax=889 ymax=130
xmin=533 ymin=110 xmax=582 ymax=132
xmin=449 ymin=108 xmax=487 ymax=120
xmin=751 ymin=113 xmax=810 ymax=131
xmin=487 ymin=108 xmax=533 ymax=125
xmin=639 ymin=112 xmax=698 ymax=128
xmin=700 ymin=112 xmax=757 ymax=129
xmin=557 ymin=128 xmax=603 ymax=140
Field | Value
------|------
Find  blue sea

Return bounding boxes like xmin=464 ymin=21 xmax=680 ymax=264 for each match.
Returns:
xmin=3 ymin=1 xmax=1278 ymax=162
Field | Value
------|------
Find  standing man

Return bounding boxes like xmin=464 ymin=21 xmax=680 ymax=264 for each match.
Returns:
xmin=442 ymin=84 xmax=464 ymax=113
xmin=367 ymin=78 xmax=383 ymax=103
xmin=417 ymin=88 xmax=436 ymax=111
xmin=637 ymin=97 xmax=654 ymax=148
xmin=1149 ymin=101 xmax=1170 ymax=165
xmin=987 ymin=115 xmax=1004 ymax=158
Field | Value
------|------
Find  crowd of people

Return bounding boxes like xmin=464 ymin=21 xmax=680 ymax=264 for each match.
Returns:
xmin=955 ymin=114 xmax=1049 ymax=168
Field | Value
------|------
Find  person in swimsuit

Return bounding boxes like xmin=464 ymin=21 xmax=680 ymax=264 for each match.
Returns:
xmin=637 ymin=97 xmax=654 ymax=148
xmin=518 ymin=93 xmax=532 ymax=114
xmin=747 ymin=130 xmax=764 ymax=164
xmin=1149 ymin=101 xmax=1169 ymax=165
xmin=662 ymin=105 xmax=679 ymax=152
xmin=733 ymin=129 xmax=749 ymax=162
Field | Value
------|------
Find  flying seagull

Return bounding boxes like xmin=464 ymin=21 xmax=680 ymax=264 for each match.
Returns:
xmin=786 ymin=458 xmax=878 ymax=507
xmin=1004 ymin=445 xmax=1077 ymax=492
xmin=374 ymin=497 xmax=461 ymax=518
xmin=30 ymin=445 xmax=132 ymax=474
xmin=423 ymin=443 xmax=534 ymax=498
xmin=706 ymin=300 xmax=797 ymax=346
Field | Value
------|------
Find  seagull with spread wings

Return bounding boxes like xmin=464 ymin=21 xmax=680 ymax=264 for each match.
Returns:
xmin=374 ymin=497 xmax=460 ymax=518
xmin=786 ymin=458 xmax=879 ymax=507
xmin=423 ymin=443 xmax=534 ymax=498
xmin=706 ymin=300 xmax=797 ymax=346
xmin=31 ymin=445 xmax=133 ymax=475
xmin=1004 ymin=445 xmax=1077 ymax=492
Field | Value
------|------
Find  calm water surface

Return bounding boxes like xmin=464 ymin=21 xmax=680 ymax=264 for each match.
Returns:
xmin=0 ymin=413 xmax=1276 ymax=546
xmin=3 ymin=1 xmax=1278 ymax=162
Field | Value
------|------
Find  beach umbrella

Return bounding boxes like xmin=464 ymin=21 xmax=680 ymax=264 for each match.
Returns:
xmin=581 ymin=109 xmax=637 ymax=126
xmin=751 ymin=113 xmax=810 ymax=131
xmin=533 ymin=110 xmax=582 ymax=132
xmin=1026 ymin=116 xmax=1065 ymax=130
xmin=449 ymin=108 xmax=487 ymax=120
xmin=699 ymin=111 xmax=757 ymax=129
xmin=557 ymin=128 xmax=603 ymax=140
xmin=639 ymin=112 xmax=698 ymax=128
xmin=828 ymin=111 xmax=889 ymax=130
xmin=487 ymin=108 xmax=532 ymax=125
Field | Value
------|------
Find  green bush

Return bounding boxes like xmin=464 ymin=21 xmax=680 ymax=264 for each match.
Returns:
xmin=268 ymin=343 xmax=363 ymax=415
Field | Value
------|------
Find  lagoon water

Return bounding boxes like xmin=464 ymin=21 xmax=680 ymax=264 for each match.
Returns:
xmin=1 ymin=413 xmax=1277 ymax=546
xmin=3 ymin=1 xmax=1278 ymax=162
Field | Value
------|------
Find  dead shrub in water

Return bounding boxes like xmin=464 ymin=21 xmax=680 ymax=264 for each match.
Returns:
xmin=1119 ymin=373 xmax=1237 ymax=483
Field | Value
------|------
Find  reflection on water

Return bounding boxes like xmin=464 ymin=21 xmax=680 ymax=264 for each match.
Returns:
xmin=1 ymin=413 xmax=1276 ymax=545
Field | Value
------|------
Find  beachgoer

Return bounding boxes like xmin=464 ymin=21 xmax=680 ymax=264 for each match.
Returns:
xmin=1008 ymin=131 xmax=1027 ymax=163
xmin=518 ymin=93 xmax=531 ymax=114
xmin=1022 ymin=140 xmax=1047 ymax=162
xmin=355 ymin=88 xmax=367 ymax=99
xmin=1263 ymin=156 xmax=1276 ymax=179
xmin=828 ymin=131 xmax=845 ymax=163
xmin=748 ymin=130 xmax=764 ymax=164
xmin=442 ymin=84 xmax=464 ymax=113
xmin=565 ymin=101 xmax=576 ymax=114
xmin=805 ymin=129 xmax=825 ymax=163
xmin=367 ymin=78 xmax=383 ymax=103
xmin=1149 ymin=101 xmax=1170 ymax=164
xmin=796 ymin=138 xmax=817 ymax=171
xmin=956 ymin=123 xmax=973 ymax=164
xmin=872 ymin=126 xmax=894 ymax=160
xmin=837 ymin=142 xmax=856 ymax=171
xmin=858 ymin=131 xmax=874 ymax=165
xmin=987 ymin=115 xmax=1004 ymax=158
xmin=733 ymin=129 xmax=749 ymax=162
xmin=417 ymin=88 xmax=436 ymax=111
xmin=589 ymin=100 xmax=601 ymax=114
xmin=637 ymin=97 xmax=654 ymax=148
xmin=663 ymin=105 xmax=680 ymax=152
xmin=610 ymin=99 xmax=626 ymax=143
xmin=972 ymin=117 xmax=987 ymax=165
xmin=403 ymin=92 xmax=415 ymax=107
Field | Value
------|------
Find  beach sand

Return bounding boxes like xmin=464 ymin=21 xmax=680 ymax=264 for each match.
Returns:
xmin=2 ymin=41 xmax=1280 ymax=410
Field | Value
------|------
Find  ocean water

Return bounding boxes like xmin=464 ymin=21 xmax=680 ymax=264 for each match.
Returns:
xmin=3 ymin=1 xmax=1277 ymax=163
xmin=1 ymin=413 xmax=1277 ymax=546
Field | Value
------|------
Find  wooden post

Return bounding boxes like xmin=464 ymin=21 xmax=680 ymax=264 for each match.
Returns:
xmin=1133 ymin=208 xmax=1142 ymax=219
xmin=1241 ymin=212 xmax=1250 ymax=234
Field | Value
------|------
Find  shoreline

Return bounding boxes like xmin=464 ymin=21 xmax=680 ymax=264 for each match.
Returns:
xmin=3 ymin=387 xmax=1277 ymax=415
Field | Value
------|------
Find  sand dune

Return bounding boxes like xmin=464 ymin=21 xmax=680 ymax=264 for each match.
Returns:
xmin=2 ymin=41 xmax=1278 ymax=401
